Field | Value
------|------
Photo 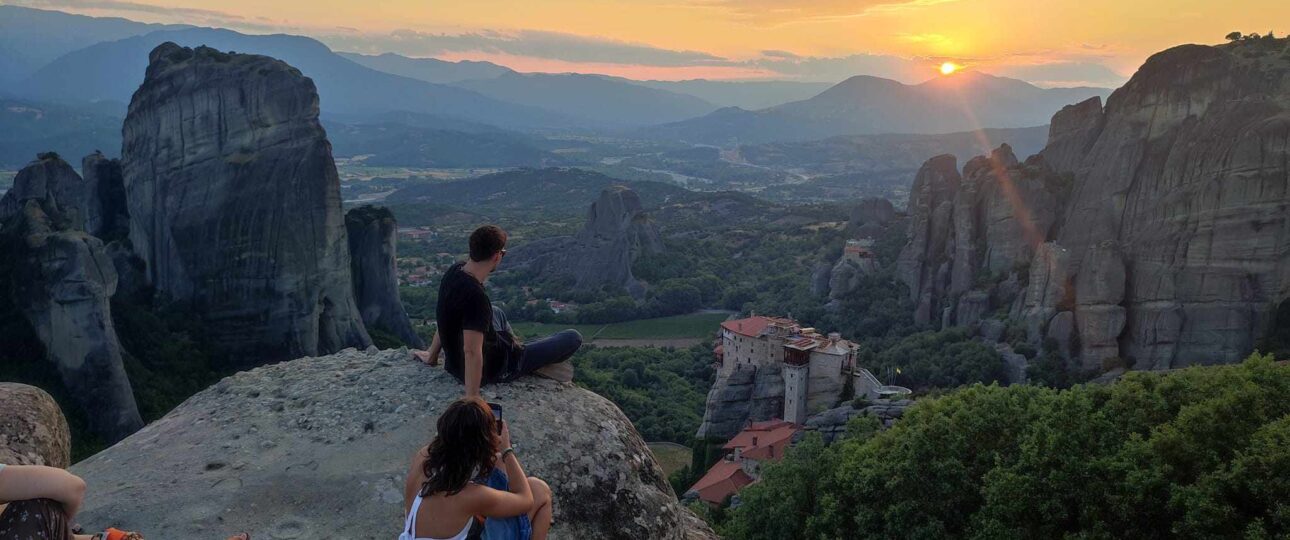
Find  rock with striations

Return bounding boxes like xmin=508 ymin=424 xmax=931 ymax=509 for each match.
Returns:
xmin=71 ymin=348 xmax=716 ymax=540
xmin=694 ymin=363 xmax=784 ymax=441
xmin=80 ymin=151 xmax=130 ymax=241
xmin=2 ymin=154 xmax=144 ymax=443
xmin=1051 ymin=41 xmax=1290 ymax=368
xmin=896 ymin=38 xmax=1290 ymax=369
xmin=345 ymin=205 xmax=426 ymax=349
xmin=847 ymin=197 xmax=896 ymax=229
xmin=898 ymin=145 xmax=1066 ymax=328
xmin=121 ymin=43 xmax=370 ymax=363
xmin=0 ymin=383 xmax=72 ymax=468
xmin=896 ymin=154 xmax=960 ymax=325
xmin=505 ymin=186 xmax=663 ymax=300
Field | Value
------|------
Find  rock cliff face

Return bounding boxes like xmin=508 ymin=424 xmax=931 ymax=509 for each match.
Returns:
xmin=694 ymin=363 xmax=784 ymax=440
xmin=0 ymin=383 xmax=71 ymax=468
xmin=121 ymin=43 xmax=370 ymax=362
xmin=71 ymin=348 xmax=716 ymax=540
xmin=345 ymin=205 xmax=425 ymax=349
xmin=80 ymin=151 xmax=129 ymax=241
xmin=506 ymin=186 xmax=663 ymax=299
xmin=897 ymin=38 xmax=1290 ymax=370
xmin=1 ymin=154 xmax=144 ymax=443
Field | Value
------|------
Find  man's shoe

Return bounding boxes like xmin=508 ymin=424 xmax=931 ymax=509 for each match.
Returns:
xmin=533 ymin=360 xmax=574 ymax=382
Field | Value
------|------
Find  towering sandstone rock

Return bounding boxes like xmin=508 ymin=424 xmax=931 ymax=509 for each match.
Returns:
xmin=122 ymin=43 xmax=370 ymax=362
xmin=898 ymin=38 xmax=1290 ymax=370
xmin=345 ymin=205 xmax=425 ymax=348
xmin=506 ymin=186 xmax=663 ymax=298
xmin=0 ymin=154 xmax=143 ymax=443
xmin=71 ymin=348 xmax=717 ymax=540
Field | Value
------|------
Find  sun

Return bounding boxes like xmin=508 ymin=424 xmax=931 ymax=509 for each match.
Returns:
xmin=940 ymin=62 xmax=959 ymax=75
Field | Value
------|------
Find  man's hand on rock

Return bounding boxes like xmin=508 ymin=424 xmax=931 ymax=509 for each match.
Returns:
xmin=413 ymin=350 xmax=438 ymax=366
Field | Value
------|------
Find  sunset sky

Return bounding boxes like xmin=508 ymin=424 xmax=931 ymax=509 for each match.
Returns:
xmin=5 ymin=0 xmax=1286 ymax=86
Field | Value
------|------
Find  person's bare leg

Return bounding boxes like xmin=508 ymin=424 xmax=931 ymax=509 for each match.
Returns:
xmin=526 ymin=477 xmax=553 ymax=540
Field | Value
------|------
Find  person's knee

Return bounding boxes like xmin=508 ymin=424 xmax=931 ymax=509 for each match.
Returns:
xmin=528 ymin=476 xmax=551 ymax=504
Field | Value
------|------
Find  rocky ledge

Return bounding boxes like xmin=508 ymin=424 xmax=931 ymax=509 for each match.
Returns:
xmin=70 ymin=348 xmax=715 ymax=540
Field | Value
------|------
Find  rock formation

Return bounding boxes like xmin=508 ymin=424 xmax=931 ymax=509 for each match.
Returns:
xmin=0 ymin=383 xmax=71 ymax=468
xmin=896 ymin=37 xmax=1290 ymax=370
xmin=121 ymin=43 xmax=370 ymax=362
xmin=0 ymin=154 xmax=144 ymax=443
xmin=71 ymin=348 xmax=716 ymax=540
xmin=505 ymin=186 xmax=663 ymax=299
xmin=80 ymin=151 xmax=129 ymax=241
xmin=695 ymin=363 xmax=784 ymax=440
xmin=896 ymin=146 xmax=1066 ymax=327
xmin=345 ymin=205 xmax=425 ymax=348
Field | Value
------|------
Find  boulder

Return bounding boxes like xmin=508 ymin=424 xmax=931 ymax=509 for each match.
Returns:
xmin=345 ymin=206 xmax=425 ymax=349
xmin=71 ymin=348 xmax=715 ymax=540
xmin=121 ymin=43 xmax=370 ymax=363
xmin=0 ymin=383 xmax=71 ymax=468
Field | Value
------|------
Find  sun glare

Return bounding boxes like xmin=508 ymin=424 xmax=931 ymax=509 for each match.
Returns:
xmin=940 ymin=62 xmax=959 ymax=75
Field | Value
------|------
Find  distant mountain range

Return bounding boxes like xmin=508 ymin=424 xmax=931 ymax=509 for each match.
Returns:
xmin=642 ymin=72 xmax=1111 ymax=144
xmin=0 ymin=6 xmax=187 ymax=86
xmin=0 ymin=5 xmax=1113 ymax=163
xmin=338 ymin=52 xmax=514 ymax=83
xmin=13 ymin=26 xmax=577 ymax=131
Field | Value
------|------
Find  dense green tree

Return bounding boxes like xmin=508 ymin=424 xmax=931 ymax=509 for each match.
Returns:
xmin=720 ymin=355 xmax=1290 ymax=539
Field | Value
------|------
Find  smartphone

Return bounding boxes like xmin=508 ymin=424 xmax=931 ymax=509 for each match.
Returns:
xmin=488 ymin=402 xmax=503 ymax=434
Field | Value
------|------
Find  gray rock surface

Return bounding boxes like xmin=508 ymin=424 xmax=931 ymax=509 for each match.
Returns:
xmin=80 ymin=151 xmax=129 ymax=241
xmin=0 ymin=383 xmax=71 ymax=468
xmin=71 ymin=348 xmax=716 ymax=540
xmin=345 ymin=206 xmax=425 ymax=349
xmin=802 ymin=400 xmax=911 ymax=443
xmin=694 ymin=363 xmax=783 ymax=441
xmin=827 ymin=255 xmax=879 ymax=302
xmin=897 ymin=39 xmax=1290 ymax=369
xmin=896 ymin=154 xmax=960 ymax=325
xmin=0 ymin=152 xmax=88 ymax=228
xmin=847 ymin=197 xmax=896 ymax=228
xmin=506 ymin=186 xmax=663 ymax=300
xmin=3 ymin=154 xmax=143 ymax=443
xmin=121 ymin=43 xmax=370 ymax=363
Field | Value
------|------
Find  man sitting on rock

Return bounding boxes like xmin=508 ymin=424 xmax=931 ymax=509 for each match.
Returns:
xmin=421 ymin=225 xmax=581 ymax=396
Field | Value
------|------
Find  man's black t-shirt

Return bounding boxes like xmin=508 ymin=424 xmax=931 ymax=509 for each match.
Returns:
xmin=436 ymin=262 xmax=506 ymax=382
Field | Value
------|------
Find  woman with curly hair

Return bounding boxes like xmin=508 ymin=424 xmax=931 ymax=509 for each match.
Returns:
xmin=400 ymin=398 xmax=552 ymax=540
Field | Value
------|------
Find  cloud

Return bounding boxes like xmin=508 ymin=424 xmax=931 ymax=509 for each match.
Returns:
xmin=991 ymin=61 xmax=1127 ymax=88
xmin=685 ymin=0 xmax=960 ymax=25
xmin=743 ymin=52 xmax=931 ymax=83
xmin=318 ymin=29 xmax=733 ymax=67
xmin=8 ymin=0 xmax=242 ymax=21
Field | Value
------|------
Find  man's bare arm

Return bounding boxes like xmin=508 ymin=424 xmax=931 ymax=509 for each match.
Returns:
xmin=463 ymin=329 xmax=485 ymax=397
xmin=425 ymin=330 xmax=442 ymax=366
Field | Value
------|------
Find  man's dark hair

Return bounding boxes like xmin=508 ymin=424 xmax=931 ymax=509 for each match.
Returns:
xmin=469 ymin=225 xmax=508 ymax=262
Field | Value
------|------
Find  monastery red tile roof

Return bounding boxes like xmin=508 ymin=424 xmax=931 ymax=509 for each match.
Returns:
xmin=689 ymin=460 xmax=755 ymax=505
xmin=721 ymin=316 xmax=794 ymax=338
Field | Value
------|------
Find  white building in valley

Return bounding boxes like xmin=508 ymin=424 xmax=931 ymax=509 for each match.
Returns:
xmin=716 ymin=314 xmax=905 ymax=424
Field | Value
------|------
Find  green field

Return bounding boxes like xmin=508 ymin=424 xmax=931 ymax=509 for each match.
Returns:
xmin=511 ymin=311 xmax=730 ymax=341
xmin=648 ymin=442 xmax=694 ymax=477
